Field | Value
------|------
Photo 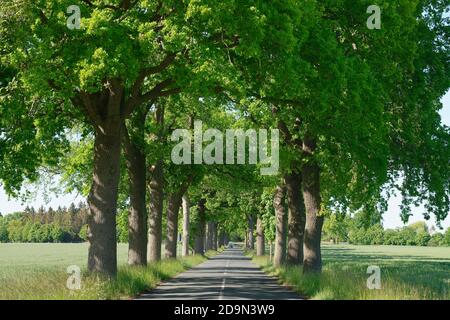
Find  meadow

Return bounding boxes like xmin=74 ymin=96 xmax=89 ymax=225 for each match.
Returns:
xmin=0 ymin=243 xmax=213 ymax=300
xmin=252 ymin=244 xmax=450 ymax=300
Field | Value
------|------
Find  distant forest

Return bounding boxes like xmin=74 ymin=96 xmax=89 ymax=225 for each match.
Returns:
xmin=322 ymin=214 xmax=450 ymax=247
xmin=1 ymin=203 xmax=449 ymax=248
xmin=0 ymin=203 xmax=89 ymax=243
xmin=0 ymin=203 xmax=134 ymax=243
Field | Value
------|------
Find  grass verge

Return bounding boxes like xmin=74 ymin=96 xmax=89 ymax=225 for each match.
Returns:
xmin=0 ymin=251 xmax=218 ymax=300
xmin=251 ymin=253 xmax=450 ymax=300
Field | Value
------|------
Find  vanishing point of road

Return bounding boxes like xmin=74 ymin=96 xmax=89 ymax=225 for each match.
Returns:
xmin=136 ymin=248 xmax=301 ymax=300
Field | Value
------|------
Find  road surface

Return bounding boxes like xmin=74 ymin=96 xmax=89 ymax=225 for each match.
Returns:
xmin=136 ymin=248 xmax=301 ymax=300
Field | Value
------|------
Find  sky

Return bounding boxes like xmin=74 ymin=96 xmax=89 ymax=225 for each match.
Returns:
xmin=1 ymin=91 xmax=450 ymax=231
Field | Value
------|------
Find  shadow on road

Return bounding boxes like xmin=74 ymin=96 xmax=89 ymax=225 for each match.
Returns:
xmin=137 ymin=248 xmax=302 ymax=300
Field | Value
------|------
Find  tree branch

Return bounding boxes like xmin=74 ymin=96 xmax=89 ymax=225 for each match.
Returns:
xmin=129 ymin=53 xmax=177 ymax=101
xmin=81 ymin=0 xmax=119 ymax=10
xmin=124 ymin=79 xmax=178 ymax=118
xmin=38 ymin=10 xmax=48 ymax=24
xmin=272 ymin=106 xmax=303 ymax=150
xmin=78 ymin=91 xmax=104 ymax=129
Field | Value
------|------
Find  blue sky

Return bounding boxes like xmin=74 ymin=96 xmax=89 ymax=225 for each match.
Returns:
xmin=1 ymin=91 xmax=450 ymax=230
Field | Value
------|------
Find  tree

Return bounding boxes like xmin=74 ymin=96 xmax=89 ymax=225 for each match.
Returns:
xmin=443 ymin=228 xmax=450 ymax=246
xmin=302 ymin=145 xmax=323 ymax=272
xmin=323 ymin=213 xmax=350 ymax=244
xmin=1 ymin=0 xmax=288 ymax=276
xmin=256 ymin=217 xmax=265 ymax=256
xmin=181 ymin=194 xmax=190 ymax=256
xmin=1 ymin=0 xmax=182 ymax=276
xmin=165 ymin=174 xmax=194 ymax=258
xmin=408 ymin=221 xmax=428 ymax=233
xmin=122 ymin=108 xmax=148 ymax=265
xmin=79 ymin=224 xmax=89 ymax=242
xmin=415 ymin=230 xmax=431 ymax=247
xmin=428 ymin=233 xmax=444 ymax=247
xmin=0 ymin=217 xmax=9 ymax=242
xmin=193 ymin=198 xmax=206 ymax=255
xmin=273 ymin=183 xmax=287 ymax=267
xmin=285 ymin=170 xmax=306 ymax=265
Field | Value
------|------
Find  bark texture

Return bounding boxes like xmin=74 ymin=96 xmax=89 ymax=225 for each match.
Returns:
xmin=206 ymin=221 xmax=214 ymax=251
xmin=79 ymin=59 xmax=177 ymax=276
xmin=147 ymin=105 xmax=165 ymax=263
xmin=212 ymin=223 xmax=218 ymax=251
xmin=165 ymin=192 xmax=183 ymax=259
xmin=147 ymin=159 xmax=164 ymax=263
xmin=218 ymin=231 xmax=225 ymax=248
xmin=194 ymin=199 xmax=206 ymax=255
xmin=85 ymin=83 xmax=124 ymax=277
xmin=181 ymin=194 xmax=190 ymax=256
xmin=302 ymin=137 xmax=323 ymax=273
xmin=247 ymin=215 xmax=255 ymax=250
xmin=123 ymin=122 xmax=147 ymax=266
xmin=87 ymin=128 xmax=121 ymax=277
xmin=256 ymin=217 xmax=265 ymax=256
xmin=273 ymin=183 xmax=287 ymax=267
xmin=285 ymin=170 xmax=306 ymax=265
xmin=223 ymin=233 xmax=229 ymax=246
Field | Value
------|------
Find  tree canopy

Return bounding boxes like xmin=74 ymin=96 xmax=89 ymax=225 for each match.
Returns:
xmin=0 ymin=0 xmax=448 ymax=276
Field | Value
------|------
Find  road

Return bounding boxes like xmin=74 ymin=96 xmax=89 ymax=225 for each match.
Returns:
xmin=136 ymin=248 xmax=301 ymax=300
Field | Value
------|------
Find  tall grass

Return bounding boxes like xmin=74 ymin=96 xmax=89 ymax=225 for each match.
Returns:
xmin=0 ymin=254 xmax=214 ymax=300
xmin=252 ymin=253 xmax=450 ymax=300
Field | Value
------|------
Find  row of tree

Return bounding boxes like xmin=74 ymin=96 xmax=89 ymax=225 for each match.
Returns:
xmin=1 ymin=1 xmax=449 ymax=278
xmin=0 ymin=202 xmax=231 ymax=254
xmin=3 ymin=206 xmax=449 ymax=250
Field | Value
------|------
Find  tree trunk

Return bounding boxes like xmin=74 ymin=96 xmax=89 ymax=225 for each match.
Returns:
xmin=165 ymin=192 xmax=183 ymax=259
xmin=206 ymin=221 xmax=214 ymax=251
xmin=224 ymin=233 xmax=229 ymax=246
xmin=273 ymin=183 xmax=287 ymax=267
xmin=218 ymin=231 xmax=225 ymax=248
xmin=256 ymin=217 xmax=265 ymax=256
xmin=247 ymin=215 xmax=255 ymax=250
xmin=166 ymin=174 xmax=193 ymax=258
xmin=147 ymin=159 xmax=164 ymax=263
xmin=147 ymin=104 xmax=165 ymax=263
xmin=302 ymin=137 xmax=323 ymax=273
xmin=123 ymin=123 xmax=147 ymax=266
xmin=212 ymin=223 xmax=218 ymax=251
xmin=285 ymin=170 xmax=306 ymax=265
xmin=87 ymin=124 xmax=121 ymax=277
xmin=181 ymin=194 xmax=190 ymax=256
xmin=269 ymin=242 xmax=273 ymax=261
xmin=218 ymin=232 xmax=223 ymax=248
xmin=194 ymin=199 xmax=206 ymax=255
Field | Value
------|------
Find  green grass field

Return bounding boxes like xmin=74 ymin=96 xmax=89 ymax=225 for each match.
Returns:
xmin=0 ymin=243 xmax=214 ymax=300
xmin=253 ymin=244 xmax=450 ymax=300
xmin=0 ymin=243 xmax=128 ymax=274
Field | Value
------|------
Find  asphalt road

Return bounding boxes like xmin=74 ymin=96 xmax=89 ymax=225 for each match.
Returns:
xmin=136 ymin=248 xmax=301 ymax=300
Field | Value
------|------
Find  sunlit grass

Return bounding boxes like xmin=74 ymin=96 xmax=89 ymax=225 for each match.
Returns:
xmin=0 ymin=243 xmax=217 ymax=300
xmin=252 ymin=244 xmax=450 ymax=300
